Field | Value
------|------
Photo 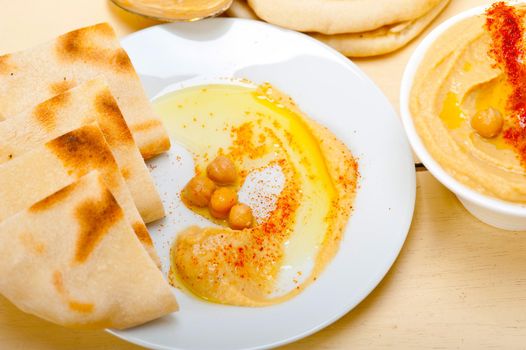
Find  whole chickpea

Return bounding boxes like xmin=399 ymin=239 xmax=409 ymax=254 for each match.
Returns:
xmin=207 ymin=156 xmax=237 ymax=185
xmin=471 ymin=108 xmax=503 ymax=139
xmin=209 ymin=187 xmax=237 ymax=218
xmin=182 ymin=176 xmax=216 ymax=207
xmin=228 ymin=203 xmax=253 ymax=230
xmin=209 ymin=206 xmax=229 ymax=219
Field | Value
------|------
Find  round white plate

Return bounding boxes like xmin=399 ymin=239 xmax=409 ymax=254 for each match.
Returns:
xmin=111 ymin=18 xmax=415 ymax=350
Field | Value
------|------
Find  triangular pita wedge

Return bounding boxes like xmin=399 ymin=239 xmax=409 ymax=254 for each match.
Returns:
xmin=312 ymin=0 xmax=449 ymax=57
xmin=0 ymin=23 xmax=170 ymax=159
xmin=0 ymin=123 xmax=160 ymax=266
xmin=0 ymin=77 xmax=164 ymax=223
xmin=247 ymin=0 xmax=445 ymax=34
xmin=0 ymin=172 xmax=178 ymax=329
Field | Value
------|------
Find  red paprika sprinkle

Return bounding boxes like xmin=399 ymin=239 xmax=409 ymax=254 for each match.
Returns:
xmin=486 ymin=2 xmax=526 ymax=165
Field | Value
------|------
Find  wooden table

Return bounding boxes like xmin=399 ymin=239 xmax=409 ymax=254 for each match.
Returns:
xmin=1 ymin=0 xmax=525 ymax=349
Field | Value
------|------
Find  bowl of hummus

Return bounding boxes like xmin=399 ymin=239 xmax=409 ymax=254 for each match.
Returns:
xmin=401 ymin=1 xmax=526 ymax=230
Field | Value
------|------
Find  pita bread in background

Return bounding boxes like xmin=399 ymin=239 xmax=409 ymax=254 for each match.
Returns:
xmin=0 ymin=123 xmax=160 ymax=267
xmin=0 ymin=23 xmax=170 ymax=159
xmin=312 ymin=0 xmax=450 ymax=57
xmin=226 ymin=0 xmax=258 ymax=19
xmin=0 ymin=77 xmax=164 ymax=223
xmin=247 ymin=0 xmax=444 ymax=35
xmin=0 ymin=172 xmax=178 ymax=329
xmin=228 ymin=0 xmax=448 ymax=57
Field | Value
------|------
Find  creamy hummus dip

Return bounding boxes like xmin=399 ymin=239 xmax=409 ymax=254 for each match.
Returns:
xmin=411 ymin=2 xmax=526 ymax=203
xmin=112 ymin=0 xmax=231 ymax=21
xmin=155 ymin=83 xmax=358 ymax=306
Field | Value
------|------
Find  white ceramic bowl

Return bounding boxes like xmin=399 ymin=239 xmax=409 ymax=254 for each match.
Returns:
xmin=400 ymin=4 xmax=526 ymax=231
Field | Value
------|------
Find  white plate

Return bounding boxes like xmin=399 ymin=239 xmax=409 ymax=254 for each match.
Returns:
xmin=110 ymin=18 xmax=415 ymax=350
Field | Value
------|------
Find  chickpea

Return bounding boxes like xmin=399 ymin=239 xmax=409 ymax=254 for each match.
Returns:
xmin=209 ymin=206 xmax=229 ymax=219
xmin=471 ymin=108 xmax=503 ymax=139
xmin=207 ymin=156 xmax=237 ymax=185
xmin=209 ymin=187 xmax=237 ymax=218
xmin=182 ymin=176 xmax=216 ymax=207
xmin=228 ymin=203 xmax=253 ymax=230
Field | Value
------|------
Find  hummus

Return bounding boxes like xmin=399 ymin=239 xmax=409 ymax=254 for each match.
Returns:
xmin=112 ymin=0 xmax=232 ymax=21
xmin=410 ymin=5 xmax=526 ymax=203
xmin=154 ymin=83 xmax=358 ymax=306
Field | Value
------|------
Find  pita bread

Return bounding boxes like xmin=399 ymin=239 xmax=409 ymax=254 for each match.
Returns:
xmin=313 ymin=0 xmax=449 ymax=57
xmin=0 ymin=172 xmax=178 ymax=329
xmin=0 ymin=23 xmax=170 ymax=159
xmin=0 ymin=124 xmax=160 ymax=267
xmin=247 ymin=0 xmax=444 ymax=35
xmin=226 ymin=0 xmax=258 ymax=19
xmin=0 ymin=77 xmax=164 ymax=223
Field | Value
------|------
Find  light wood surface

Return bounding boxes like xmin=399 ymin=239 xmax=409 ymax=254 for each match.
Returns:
xmin=1 ymin=0 xmax=524 ymax=349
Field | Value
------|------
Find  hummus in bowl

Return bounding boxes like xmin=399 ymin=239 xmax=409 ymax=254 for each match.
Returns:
xmin=401 ymin=2 xmax=526 ymax=230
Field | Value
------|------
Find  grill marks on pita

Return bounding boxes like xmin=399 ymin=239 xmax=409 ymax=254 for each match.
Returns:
xmin=32 ymin=90 xmax=72 ymax=131
xmin=0 ymin=54 xmax=14 ymax=75
xmin=56 ymin=24 xmax=116 ymax=63
xmin=93 ymin=89 xmax=135 ymax=146
xmin=49 ymin=79 xmax=77 ymax=96
xmin=30 ymin=181 xmax=81 ymax=212
xmin=47 ymin=126 xmax=116 ymax=179
xmin=55 ymin=26 xmax=134 ymax=73
xmin=52 ymin=271 xmax=95 ymax=314
xmin=74 ymin=184 xmax=123 ymax=263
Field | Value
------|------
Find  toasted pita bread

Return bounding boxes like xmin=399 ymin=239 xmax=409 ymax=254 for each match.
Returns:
xmin=0 ymin=172 xmax=178 ymax=329
xmin=247 ymin=0 xmax=444 ymax=35
xmin=0 ymin=124 xmax=160 ymax=266
xmin=0 ymin=23 xmax=169 ymax=159
xmin=0 ymin=77 xmax=164 ymax=223
xmin=312 ymin=0 xmax=449 ymax=57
